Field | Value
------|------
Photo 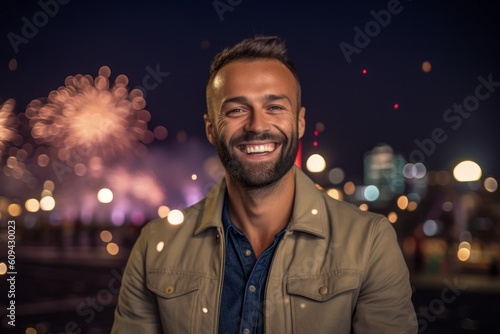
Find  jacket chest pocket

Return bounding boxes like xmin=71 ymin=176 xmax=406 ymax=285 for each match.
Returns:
xmin=286 ymin=271 xmax=362 ymax=334
xmin=147 ymin=271 xmax=203 ymax=334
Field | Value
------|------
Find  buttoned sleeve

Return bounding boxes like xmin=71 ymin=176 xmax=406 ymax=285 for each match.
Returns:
xmin=352 ymin=217 xmax=417 ymax=334
xmin=111 ymin=227 xmax=161 ymax=333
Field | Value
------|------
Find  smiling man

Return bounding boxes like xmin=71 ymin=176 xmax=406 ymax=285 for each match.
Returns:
xmin=112 ymin=36 xmax=417 ymax=334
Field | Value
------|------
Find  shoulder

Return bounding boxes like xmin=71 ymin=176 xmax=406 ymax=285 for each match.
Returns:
xmin=140 ymin=198 xmax=208 ymax=239
xmin=322 ymin=191 xmax=387 ymax=226
xmin=318 ymin=191 xmax=393 ymax=245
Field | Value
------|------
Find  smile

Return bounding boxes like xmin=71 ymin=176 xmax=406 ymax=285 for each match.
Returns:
xmin=238 ymin=143 xmax=278 ymax=154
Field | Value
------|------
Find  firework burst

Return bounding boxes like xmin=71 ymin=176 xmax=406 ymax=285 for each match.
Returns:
xmin=26 ymin=66 xmax=151 ymax=164
xmin=0 ymin=99 xmax=16 ymax=156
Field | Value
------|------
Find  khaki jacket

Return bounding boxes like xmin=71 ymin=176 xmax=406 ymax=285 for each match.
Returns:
xmin=112 ymin=167 xmax=417 ymax=333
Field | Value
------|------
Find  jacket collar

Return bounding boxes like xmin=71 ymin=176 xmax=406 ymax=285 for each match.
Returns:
xmin=194 ymin=166 xmax=327 ymax=239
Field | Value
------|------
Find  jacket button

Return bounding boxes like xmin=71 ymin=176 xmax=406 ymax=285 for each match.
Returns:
xmin=318 ymin=286 xmax=328 ymax=295
xmin=165 ymin=286 xmax=174 ymax=294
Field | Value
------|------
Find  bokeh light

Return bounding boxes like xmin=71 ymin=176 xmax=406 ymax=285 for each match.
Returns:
xmin=397 ymin=195 xmax=409 ymax=210
xmin=25 ymin=327 xmax=37 ymax=334
xmin=153 ymin=125 xmax=168 ymax=140
xmin=459 ymin=241 xmax=471 ymax=251
xmin=407 ymin=193 xmax=421 ymax=205
xmin=177 ymin=130 xmax=188 ymax=143
xmin=74 ymin=163 xmax=87 ymax=176
xmin=200 ymin=39 xmax=210 ymax=49
xmin=40 ymin=196 xmax=56 ymax=211
xmin=37 ymin=154 xmax=49 ymax=167
xmin=8 ymin=203 xmax=22 ymax=216
xmin=363 ymin=185 xmax=380 ymax=201
xmin=97 ymin=188 xmax=113 ymax=204
xmin=484 ymin=177 xmax=498 ymax=192
xmin=167 ymin=209 xmax=184 ymax=225
xmin=436 ymin=171 xmax=451 ymax=185
xmin=106 ymin=243 xmax=119 ymax=255
xmin=41 ymin=189 xmax=52 ymax=198
xmin=306 ymin=154 xmax=326 ymax=173
xmin=457 ymin=247 xmax=470 ymax=262
xmin=100 ymin=230 xmax=113 ymax=243
xmin=387 ymin=212 xmax=397 ymax=223
xmin=442 ymin=201 xmax=454 ymax=211
xmin=0 ymin=262 xmax=7 ymax=275
xmin=44 ymin=180 xmax=55 ymax=192
xmin=35 ymin=323 xmax=49 ymax=333
xmin=328 ymin=167 xmax=345 ymax=184
xmin=422 ymin=61 xmax=432 ymax=73
xmin=326 ymin=188 xmax=343 ymax=201
xmin=423 ymin=219 xmax=439 ymax=236
xmin=156 ymin=241 xmax=165 ymax=252
xmin=453 ymin=160 xmax=482 ymax=182
xmin=407 ymin=201 xmax=418 ymax=212
xmin=111 ymin=210 xmax=125 ymax=227
xmin=403 ymin=163 xmax=427 ymax=179
xmin=315 ymin=122 xmax=325 ymax=133
xmin=359 ymin=203 xmax=368 ymax=211
xmin=158 ymin=205 xmax=171 ymax=218
xmin=8 ymin=58 xmax=17 ymax=71
xmin=0 ymin=99 xmax=16 ymax=156
xmin=343 ymin=181 xmax=355 ymax=195
xmin=25 ymin=198 xmax=40 ymax=213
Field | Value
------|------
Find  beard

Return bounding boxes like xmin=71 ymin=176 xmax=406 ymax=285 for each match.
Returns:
xmin=214 ymin=128 xmax=299 ymax=189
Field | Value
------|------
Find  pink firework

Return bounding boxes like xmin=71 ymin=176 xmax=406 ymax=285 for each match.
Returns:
xmin=26 ymin=66 xmax=151 ymax=163
xmin=0 ymin=99 xmax=17 ymax=157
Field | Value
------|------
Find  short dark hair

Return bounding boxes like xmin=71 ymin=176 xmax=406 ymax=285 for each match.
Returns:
xmin=206 ymin=36 xmax=301 ymax=117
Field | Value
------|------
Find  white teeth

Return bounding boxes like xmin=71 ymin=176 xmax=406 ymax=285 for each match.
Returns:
xmin=243 ymin=144 xmax=275 ymax=154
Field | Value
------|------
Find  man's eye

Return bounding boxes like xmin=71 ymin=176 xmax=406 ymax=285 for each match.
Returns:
xmin=227 ymin=108 xmax=244 ymax=115
xmin=268 ymin=105 xmax=284 ymax=111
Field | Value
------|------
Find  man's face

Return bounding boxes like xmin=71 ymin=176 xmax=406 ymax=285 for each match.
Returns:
xmin=205 ymin=59 xmax=306 ymax=188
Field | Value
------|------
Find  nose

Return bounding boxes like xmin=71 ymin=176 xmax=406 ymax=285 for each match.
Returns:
xmin=244 ymin=110 xmax=270 ymax=133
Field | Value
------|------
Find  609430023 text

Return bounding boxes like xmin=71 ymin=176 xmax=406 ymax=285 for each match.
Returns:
xmin=6 ymin=220 xmax=17 ymax=326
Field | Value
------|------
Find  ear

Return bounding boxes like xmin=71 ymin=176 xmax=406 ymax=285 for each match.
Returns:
xmin=204 ymin=114 xmax=216 ymax=145
xmin=298 ymin=106 xmax=306 ymax=139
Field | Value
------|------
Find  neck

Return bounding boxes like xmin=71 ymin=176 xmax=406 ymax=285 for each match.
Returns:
xmin=225 ymin=168 xmax=296 ymax=257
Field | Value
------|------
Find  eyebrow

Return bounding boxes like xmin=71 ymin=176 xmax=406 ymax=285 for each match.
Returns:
xmin=221 ymin=94 xmax=292 ymax=107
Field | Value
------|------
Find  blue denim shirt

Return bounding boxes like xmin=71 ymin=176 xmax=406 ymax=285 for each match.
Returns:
xmin=219 ymin=194 xmax=285 ymax=334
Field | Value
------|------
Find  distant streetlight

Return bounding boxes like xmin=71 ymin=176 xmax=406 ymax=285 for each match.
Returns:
xmin=97 ymin=188 xmax=113 ymax=204
xmin=40 ymin=196 xmax=56 ymax=211
xmin=453 ymin=161 xmax=482 ymax=182
xmin=306 ymin=154 xmax=326 ymax=173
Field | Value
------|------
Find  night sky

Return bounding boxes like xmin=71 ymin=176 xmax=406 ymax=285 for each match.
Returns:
xmin=1 ymin=0 xmax=499 ymax=182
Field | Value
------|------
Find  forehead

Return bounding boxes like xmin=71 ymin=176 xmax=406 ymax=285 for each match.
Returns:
xmin=211 ymin=59 xmax=298 ymax=100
